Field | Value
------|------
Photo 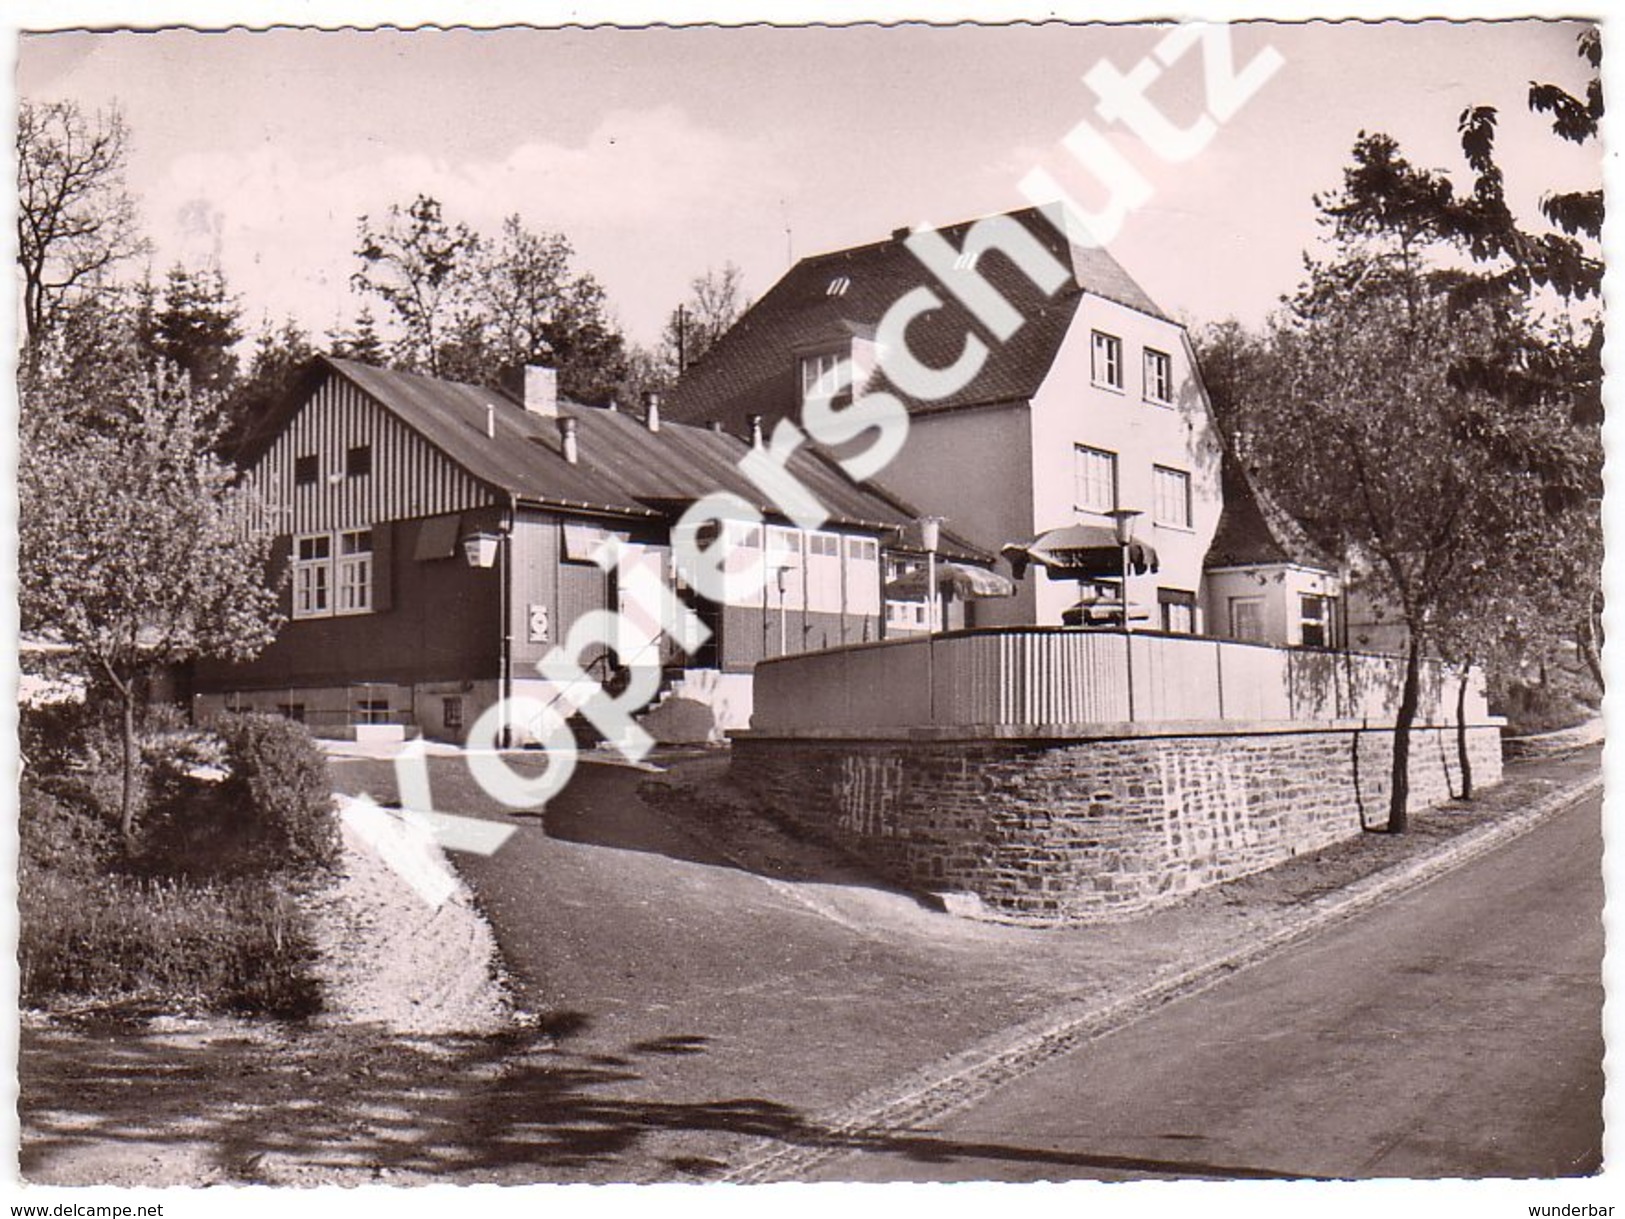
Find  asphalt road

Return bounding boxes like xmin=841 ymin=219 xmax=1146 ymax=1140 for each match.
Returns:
xmin=808 ymin=789 xmax=1606 ymax=1183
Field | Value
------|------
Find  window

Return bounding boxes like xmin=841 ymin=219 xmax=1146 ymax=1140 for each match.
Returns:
xmin=1074 ymin=445 xmax=1118 ymax=514
xmin=1299 ymin=594 xmax=1336 ymax=648
xmin=1091 ymin=331 xmax=1123 ymax=389
xmin=844 ymin=536 xmax=881 ymax=616
xmin=346 ymin=444 xmax=372 ymax=477
xmin=1153 ymin=466 xmax=1192 ymax=529
xmin=336 ymin=529 xmax=373 ymax=614
xmin=800 ymin=350 xmax=848 ymax=402
xmin=1144 ymin=348 xmax=1173 ymax=404
xmin=275 ymin=703 xmax=306 ymax=723
xmin=443 ymin=697 xmax=465 ymax=732
xmin=806 ymin=531 xmax=843 ymax=613
xmin=1159 ymin=588 xmax=1197 ymax=634
xmin=294 ymin=454 xmax=318 ymax=486
xmin=294 ymin=529 xmax=377 ymax=619
xmin=293 ymin=533 xmax=332 ymax=618
xmin=766 ymin=527 xmax=804 ymax=609
xmin=1230 ymin=597 xmax=1265 ymax=642
xmin=356 ymin=699 xmax=392 ymax=726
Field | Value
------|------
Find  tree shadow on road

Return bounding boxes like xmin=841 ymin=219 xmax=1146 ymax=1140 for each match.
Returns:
xmin=22 ymin=1012 xmax=1326 ymax=1187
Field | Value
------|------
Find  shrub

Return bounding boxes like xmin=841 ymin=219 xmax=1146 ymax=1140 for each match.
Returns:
xmin=19 ymin=781 xmax=117 ymax=877
xmin=215 ymin=712 xmax=339 ymax=873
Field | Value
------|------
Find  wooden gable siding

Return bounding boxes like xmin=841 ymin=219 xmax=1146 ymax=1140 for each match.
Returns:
xmin=252 ymin=373 xmax=492 ymax=534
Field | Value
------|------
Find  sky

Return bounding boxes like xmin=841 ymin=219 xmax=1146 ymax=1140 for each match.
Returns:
xmin=13 ymin=18 xmax=1604 ymax=352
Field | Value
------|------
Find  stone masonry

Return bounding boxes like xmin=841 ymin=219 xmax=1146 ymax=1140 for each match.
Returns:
xmin=730 ymin=723 xmax=1504 ymax=922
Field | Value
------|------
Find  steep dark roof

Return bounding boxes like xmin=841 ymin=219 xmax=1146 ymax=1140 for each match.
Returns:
xmin=242 ymin=356 xmax=990 ymax=559
xmin=663 ymin=205 xmax=1169 ymax=435
xmin=1205 ymin=452 xmax=1336 ymax=572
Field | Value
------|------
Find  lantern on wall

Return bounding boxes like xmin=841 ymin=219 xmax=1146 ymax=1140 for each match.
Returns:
xmin=462 ymin=532 xmax=500 ymax=568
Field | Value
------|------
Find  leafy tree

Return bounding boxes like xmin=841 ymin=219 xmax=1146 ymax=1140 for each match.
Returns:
xmin=20 ymin=352 xmax=283 ymax=845
xmin=350 ymin=194 xmax=481 ymax=376
xmin=1231 ymin=273 xmax=1559 ymax=830
xmin=662 ymin=261 xmax=748 ymax=373
xmin=17 ymin=99 xmax=147 ymax=349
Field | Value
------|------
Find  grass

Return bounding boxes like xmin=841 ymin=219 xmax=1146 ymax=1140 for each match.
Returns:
xmin=19 ymin=864 xmax=323 ymax=1017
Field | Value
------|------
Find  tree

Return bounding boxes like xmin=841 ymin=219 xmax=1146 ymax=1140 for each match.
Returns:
xmin=662 ymin=262 xmax=748 ymax=373
xmin=222 ymin=316 xmax=316 ymax=453
xmin=148 ymin=263 xmax=244 ymax=394
xmin=327 ymin=305 xmax=387 ymax=366
xmin=19 ymin=354 xmax=283 ymax=845
xmin=350 ymin=195 xmax=481 ymax=376
xmin=17 ymin=99 xmax=147 ymax=349
xmin=1232 ymin=273 xmax=1555 ymax=830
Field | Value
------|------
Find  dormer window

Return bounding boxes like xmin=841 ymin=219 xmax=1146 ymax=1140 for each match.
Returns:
xmin=800 ymin=350 xmax=847 ymax=402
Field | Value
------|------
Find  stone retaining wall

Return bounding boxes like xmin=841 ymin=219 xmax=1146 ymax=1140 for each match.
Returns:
xmin=730 ymin=722 xmax=1504 ymax=922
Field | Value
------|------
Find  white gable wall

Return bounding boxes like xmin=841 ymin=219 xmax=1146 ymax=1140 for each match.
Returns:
xmin=1027 ymin=296 xmax=1224 ymax=628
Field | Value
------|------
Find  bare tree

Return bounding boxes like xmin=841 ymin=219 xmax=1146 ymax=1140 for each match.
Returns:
xmin=17 ymin=100 xmax=147 ymax=347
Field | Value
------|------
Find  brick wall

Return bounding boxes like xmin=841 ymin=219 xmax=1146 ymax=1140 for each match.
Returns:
xmin=730 ymin=723 xmax=1503 ymax=922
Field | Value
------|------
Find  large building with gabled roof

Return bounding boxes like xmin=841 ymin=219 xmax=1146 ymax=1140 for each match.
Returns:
xmin=193 ymin=355 xmax=988 ymax=742
xmin=663 ymin=203 xmax=1231 ymax=631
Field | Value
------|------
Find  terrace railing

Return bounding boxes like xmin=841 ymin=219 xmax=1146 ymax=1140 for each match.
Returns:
xmin=750 ymin=627 xmax=1484 ymax=734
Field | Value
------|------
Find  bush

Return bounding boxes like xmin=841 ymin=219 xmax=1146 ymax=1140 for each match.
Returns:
xmin=19 ymin=781 xmax=117 ymax=877
xmin=18 ymin=867 xmax=321 ymax=1017
xmin=215 ymin=712 xmax=339 ymax=873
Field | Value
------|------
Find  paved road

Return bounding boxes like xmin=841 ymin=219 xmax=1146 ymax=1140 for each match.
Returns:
xmin=809 ymin=790 xmax=1605 ymax=1183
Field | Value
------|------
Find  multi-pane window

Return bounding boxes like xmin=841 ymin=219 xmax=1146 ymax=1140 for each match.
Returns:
xmin=844 ymin=536 xmax=881 ymax=616
xmin=1074 ymin=445 xmax=1118 ymax=514
xmin=293 ymin=534 xmax=332 ymax=618
xmin=356 ymin=699 xmax=392 ymax=726
xmin=766 ymin=526 xmax=804 ymax=609
xmin=336 ymin=529 xmax=373 ymax=614
xmin=1090 ymin=331 xmax=1123 ymax=389
xmin=800 ymin=350 xmax=848 ymax=401
xmin=294 ymin=454 xmax=319 ymax=486
xmin=443 ymin=697 xmax=465 ymax=732
xmin=294 ymin=529 xmax=375 ymax=619
xmin=1144 ymin=348 xmax=1173 ymax=404
xmin=806 ymin=532 xmax=843 ymax=613
xmin=1153 ymin=465 xmax=1192 ymax=528
xmin=1299 ymin=594 xmax=1336 ymax=648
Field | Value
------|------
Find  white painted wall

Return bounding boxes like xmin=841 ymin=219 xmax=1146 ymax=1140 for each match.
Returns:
xmin=870 ymin=402 xmax=1039 ymax=627
xmin=1205 ymin=564 xmax=1343 ymax=647
xmin=1027 ymin=297 xmax=1224 ymax=627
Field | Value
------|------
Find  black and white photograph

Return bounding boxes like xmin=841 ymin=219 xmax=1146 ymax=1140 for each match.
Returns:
xmin=5 ymin=4 xmax=1614 ymax=1214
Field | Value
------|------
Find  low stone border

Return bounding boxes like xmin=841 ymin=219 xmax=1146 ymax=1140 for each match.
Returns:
xmin=722 ymin=766 xmax=1604 ymax=1184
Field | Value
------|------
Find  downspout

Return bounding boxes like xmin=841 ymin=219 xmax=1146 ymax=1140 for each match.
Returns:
xmin=501 ymin=491 xmax=517 ymax=748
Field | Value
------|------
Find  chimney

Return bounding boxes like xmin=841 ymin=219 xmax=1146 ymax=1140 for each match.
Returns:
xmin=607 ymin=397 xmax=619 ymax=413
xmin=485 ymin=403 xmax=495 ymax=439
xmin=499 ymin=363 xmax=559 ymax=417
xmin=747 ymin=414 xmax=764 ymax=447
xmin=557 ymin=416 xmax=579 ymax=465
xmin=642 ymin=390 xmax=661 ymax=433
xmin=707 ymin=420 xmax=724 ymax=433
